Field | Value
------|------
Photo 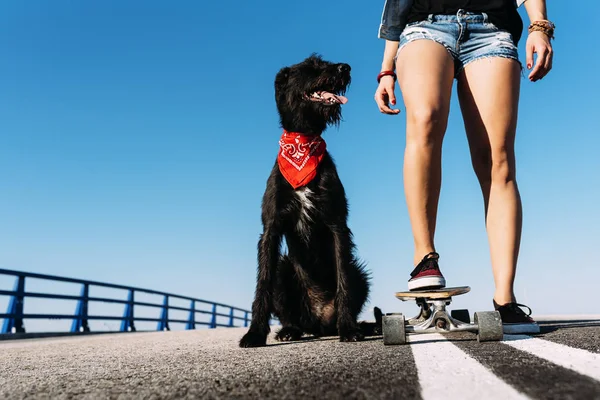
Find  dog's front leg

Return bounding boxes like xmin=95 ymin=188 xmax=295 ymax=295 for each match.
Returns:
xmin=331 ymin=224 xmax=364 ymax=342
xmin=239 ymin=226 xmax=282 ymax=348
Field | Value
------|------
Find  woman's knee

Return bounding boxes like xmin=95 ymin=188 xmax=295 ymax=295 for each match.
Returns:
xmin=471 ymin=145 xmax=515 ymax=184
xmin=405 ymin=106 xmax=448 ymax=148
xmin=491 ymin=149 xmax=516 ymax=184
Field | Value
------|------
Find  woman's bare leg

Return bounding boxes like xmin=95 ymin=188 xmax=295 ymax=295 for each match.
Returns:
xmin=396 ymin=41 xmax=455 ymax=265
xmin=457 ymin=58 xmax=522 ymax=304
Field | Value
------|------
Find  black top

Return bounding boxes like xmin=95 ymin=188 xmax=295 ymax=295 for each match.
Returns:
xmin=407 ymin=0 xmax=524 ymax=45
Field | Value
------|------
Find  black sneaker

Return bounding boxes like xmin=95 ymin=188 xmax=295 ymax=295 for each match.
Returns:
xmin=493 ymin=300 xmax=540 ymax=334
xmin=408 ymin=252 xmax=446 ymax=291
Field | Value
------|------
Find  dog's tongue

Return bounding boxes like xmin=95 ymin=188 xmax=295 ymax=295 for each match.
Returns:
xmin=320 ymin=91 xmax=348 ymax=104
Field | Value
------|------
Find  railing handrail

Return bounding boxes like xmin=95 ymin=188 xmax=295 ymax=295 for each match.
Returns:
xmin=0 ymin=268 xmax=269 ymax=335
xmin=0 ymin=268 xmax=249 ymax=312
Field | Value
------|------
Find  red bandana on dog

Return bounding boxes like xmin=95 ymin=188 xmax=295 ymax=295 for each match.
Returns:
xmin=277 ymin=130 xmax=326 ymax=189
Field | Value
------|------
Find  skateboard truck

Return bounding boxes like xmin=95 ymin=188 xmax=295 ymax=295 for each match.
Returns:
xmin=382 ymin=286 xmax=503 ymax=345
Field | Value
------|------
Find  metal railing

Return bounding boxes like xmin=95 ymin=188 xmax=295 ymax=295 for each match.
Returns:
xmin=0 ymin=268 xmax=259 ymax=334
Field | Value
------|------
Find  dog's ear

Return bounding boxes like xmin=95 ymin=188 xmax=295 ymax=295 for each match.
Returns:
xmin=275 ymin=67 xmax=290 ymax=88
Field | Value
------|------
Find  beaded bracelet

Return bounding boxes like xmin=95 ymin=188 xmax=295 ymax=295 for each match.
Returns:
xmin=528 ymin=20 xmax=555 ymax=39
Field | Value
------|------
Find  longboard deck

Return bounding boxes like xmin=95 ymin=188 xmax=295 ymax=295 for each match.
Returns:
xmin=395 ymin=286 xmax=470 ymax=300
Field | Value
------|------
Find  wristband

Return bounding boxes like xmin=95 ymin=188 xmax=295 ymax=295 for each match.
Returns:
xmin=528 ymin=20 xmax=555 ymax=39
xmin=377 ymin=70 xmax=397 ymax=83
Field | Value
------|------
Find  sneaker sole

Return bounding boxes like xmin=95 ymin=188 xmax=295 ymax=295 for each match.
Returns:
xmin=503 ymin=323 xmax=541 ymax=334
xmin=408 ymin=276 xmax=446 ymax=291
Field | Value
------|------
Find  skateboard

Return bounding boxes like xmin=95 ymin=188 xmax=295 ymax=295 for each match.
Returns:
xmin=382 ymin=286 xmax=503 ymax=345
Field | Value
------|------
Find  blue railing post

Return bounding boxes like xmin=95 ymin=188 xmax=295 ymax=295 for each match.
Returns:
xmin=244 ymin=311 xmax=249 ymax=327
xmin=210 ymin=304 xmax=217 ymax=328
xmin=120 ymin=289 xmax=136 ymax=332
xmin=229 ymin=307 xmax=234 ymax=327
xmin=158 ymin=295 xmax=170 ymax=331
xmin=2 ymin=276 xmax=26 ymax=334
xmin=186 ymin=300 xmax=195 ymax=330
xmin=70 ymin=283 xmax=90 ymax=333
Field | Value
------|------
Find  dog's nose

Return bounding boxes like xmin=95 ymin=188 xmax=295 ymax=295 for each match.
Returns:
xmin=338 ymin=64 xmax=351 ymax=73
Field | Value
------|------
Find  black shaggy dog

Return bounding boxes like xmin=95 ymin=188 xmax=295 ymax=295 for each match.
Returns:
xmin=239 ymin=54 xmax=380 ymax=348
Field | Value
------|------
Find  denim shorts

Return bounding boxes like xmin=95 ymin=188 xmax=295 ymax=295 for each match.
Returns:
xmin=397 ymin=10 xmax=521 ymax=77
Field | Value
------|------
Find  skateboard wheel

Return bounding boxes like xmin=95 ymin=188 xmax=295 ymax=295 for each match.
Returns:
xmin=382 ymin=313 xmax=406 ymax=345
xmin=474 ymin=311 xmax=503 ymax=342
xmin=451 ymin=309 xmax=470 ymax=324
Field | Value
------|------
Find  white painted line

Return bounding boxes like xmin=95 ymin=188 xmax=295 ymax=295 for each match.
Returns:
xmin=503 ymin=335 xmax=600 ymax=382
xmin=409 ymin=334 xmax=530 ymax=400
xmin=533 ymin=315 xmax=600 ymax=322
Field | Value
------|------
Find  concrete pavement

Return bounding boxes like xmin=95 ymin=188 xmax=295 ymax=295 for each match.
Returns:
xmin=1 ymin=319 xmax=599 ymax=399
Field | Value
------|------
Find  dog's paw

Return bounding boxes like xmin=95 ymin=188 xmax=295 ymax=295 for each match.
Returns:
xmin=339 ymin=329 xmax=365 ymax=343
xmin=239 ymin=331 xmax=267 ymax=348
xmin=374 ymin=307 xmax=383 ymax=324
xmin=374 ymin=306 xmax=383 ymax=335
xmin=275 ymin=326 xmax=303 ymax=342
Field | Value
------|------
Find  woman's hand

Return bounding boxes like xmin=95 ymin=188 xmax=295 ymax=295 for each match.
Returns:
xmin=374 ymin=75 xmax=400 ymax=115
xmin=526 ymin=31 xmax=553 ymax=82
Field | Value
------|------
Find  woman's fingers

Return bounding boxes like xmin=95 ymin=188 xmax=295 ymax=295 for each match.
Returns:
xmin=528 ymin=46 xmax=544 ymax=81
xmin=377 ymin=91 xmax=400 ymax=114
xmin=375 ymin=92 xmax=394 ymax=113
xmin=387 ymin=83 xmax=397 ymax=106
xmin=526 ymin=40 xmax=534 ymax=71
xmin=544 ymin=47 xmax=553 ymax=74
xmin=375 ymin=79 xmax=400 ymax=114
xmin=527 ymin=32 xmax=553 ymax=82
xmin=530 ymin=46 xmax=552 ymax=81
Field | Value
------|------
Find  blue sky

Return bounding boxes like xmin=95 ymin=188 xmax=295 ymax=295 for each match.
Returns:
xmin=1 ymin=0 xmax=599 ymax=331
